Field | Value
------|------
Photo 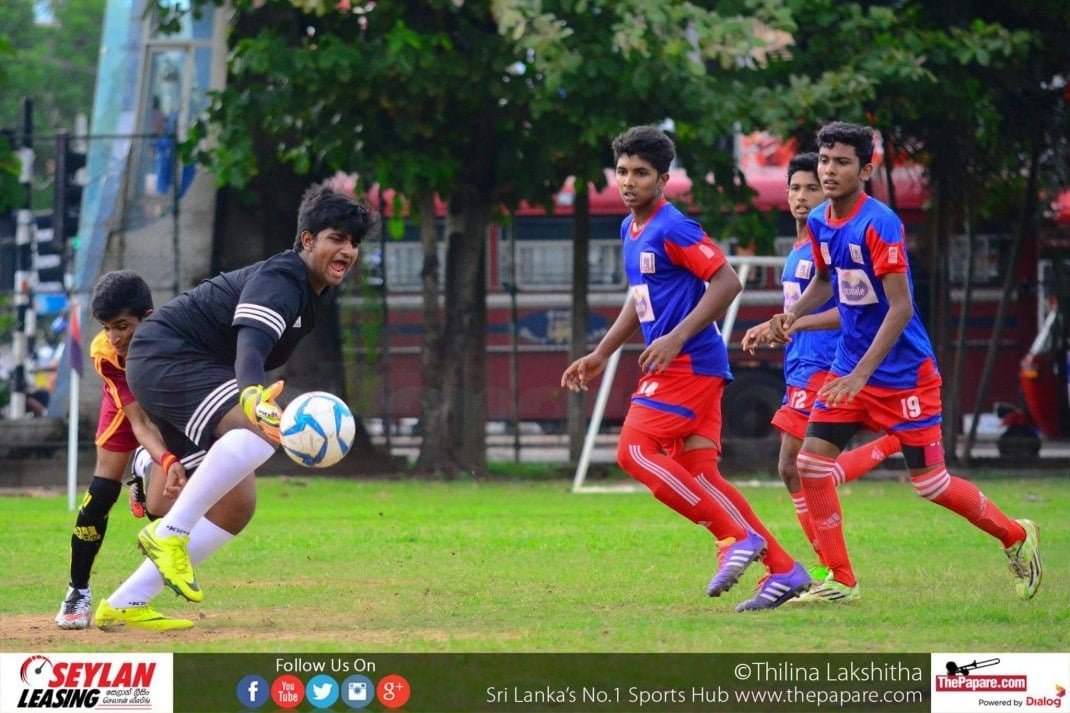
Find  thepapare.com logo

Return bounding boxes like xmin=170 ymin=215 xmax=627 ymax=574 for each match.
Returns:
xmin=13 ymin=654 xmax=158 ymax=709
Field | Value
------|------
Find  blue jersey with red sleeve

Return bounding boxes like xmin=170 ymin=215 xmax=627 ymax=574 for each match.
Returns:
xmin=781 ymin=236 xmax=838 ymax=388
xmin=806 ymin=193 xmax=937 ymax=388
xmin=621 ymin=199 xmax=732 ymax=379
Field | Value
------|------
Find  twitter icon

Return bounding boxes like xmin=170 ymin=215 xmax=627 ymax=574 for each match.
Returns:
xmin=306 ymin=674 xmax=339 ymax=709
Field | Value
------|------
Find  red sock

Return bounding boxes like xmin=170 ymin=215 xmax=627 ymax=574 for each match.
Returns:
xmin=617 ymin=426 xmax=746 ymax=540
xmin=833 ymin=433 xmax=901 ymax=485
xmin=679 ymin=449 xmax=796 ymax=574
xmin=791 ymin=492 xmax=822 ymax=562
xmin=910 ymin=468 xmax=1026 ymax=548
xmin=798 ymin=450 xmax=856 ymax=586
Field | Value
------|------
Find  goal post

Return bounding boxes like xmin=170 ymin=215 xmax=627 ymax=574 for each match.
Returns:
xmin=571 ymin=254 xmax=788 ymax=492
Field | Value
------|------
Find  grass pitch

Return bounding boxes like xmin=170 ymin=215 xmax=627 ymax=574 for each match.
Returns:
xmin=1 ymin=474 xmax=1065 ymax=653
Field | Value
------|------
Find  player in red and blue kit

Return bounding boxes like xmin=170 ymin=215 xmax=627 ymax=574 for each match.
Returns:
xmin=743 ymin=153 xmax=899 ymax=580
xmin=562 ymin=125 xmax=809 ymax=612
xmin=770 ymin=122 xmax=1041 ymax=603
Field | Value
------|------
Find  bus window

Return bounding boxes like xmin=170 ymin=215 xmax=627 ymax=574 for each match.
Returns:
xmin=506 ymin=215 xmax=625 ymax=291
xmin=369 ymin=224 xmax=447 ymax=292
xmin=948 ymin=234 xmax=1006 ymax=285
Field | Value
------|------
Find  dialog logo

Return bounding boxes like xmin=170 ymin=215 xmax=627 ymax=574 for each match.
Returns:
xmin=237 ymin=674 xmax=270 ymax=709
xmin=307 ymin=674 xmax=340 ymax=709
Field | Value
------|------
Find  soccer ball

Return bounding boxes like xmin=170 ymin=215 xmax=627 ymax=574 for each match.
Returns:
xmin=279 ymin=391 xmax=356 ymax=468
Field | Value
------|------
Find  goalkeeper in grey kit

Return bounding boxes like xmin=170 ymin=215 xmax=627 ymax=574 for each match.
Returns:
xmin=94 ymin=183 xmax=379 ymax=631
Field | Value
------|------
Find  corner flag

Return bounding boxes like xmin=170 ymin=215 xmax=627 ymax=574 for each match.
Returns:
xmin=67 ymin=300 xmax=83 ymax=377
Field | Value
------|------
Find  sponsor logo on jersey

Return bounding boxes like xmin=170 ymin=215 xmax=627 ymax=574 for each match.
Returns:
xmin=640 ymin=252 xmax=656 ymax=273
xmin=794 ymin=259 xmax=812 ymax=280
xmin=889 ymin=246 xmax=899 ymax=263
xmin=820 ymin=243 xmax=831 ymax=264
xmin=835 ymin=268 xmax=879 ymax=305
xmin=849 ymin=243 xmax=864 ymax=264
xmin=783 ymin=281 xmax=802 ymax=311
xmin=631 ymin=284 xmax=655 ymax=322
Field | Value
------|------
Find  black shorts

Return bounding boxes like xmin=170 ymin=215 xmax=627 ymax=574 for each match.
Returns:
xmin=126 ymin=319 xmax=240 ymax=466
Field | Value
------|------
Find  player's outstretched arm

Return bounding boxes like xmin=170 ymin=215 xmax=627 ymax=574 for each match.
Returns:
xmin=123 ymin=400 xmax=187 ymax=495
xmin=770 ymin=269 xmax=833 ymax=341
xmin=562 ymin=353 xmax=606 ymax=393
xmin=742 ymin=320 xmax=773 ymax=354
xmin=791 ymin=307 xmax=840 ymax=333
xmin=563 ymin=295 xmax=641 ymax=391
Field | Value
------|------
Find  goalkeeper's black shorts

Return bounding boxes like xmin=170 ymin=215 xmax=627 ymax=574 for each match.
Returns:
xmin=126 ymin=319 xmax=239 ymax=460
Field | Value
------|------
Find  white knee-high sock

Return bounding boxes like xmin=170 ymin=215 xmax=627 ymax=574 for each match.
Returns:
xmin=109 ymin=519 xmax=235 ymax=608
xmin=159 ymin=429 xmax=273 ymax=536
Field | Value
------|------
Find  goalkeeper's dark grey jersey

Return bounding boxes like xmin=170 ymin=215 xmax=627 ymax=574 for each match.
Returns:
xmin=150 ymin=250 xmax=331 ymax=369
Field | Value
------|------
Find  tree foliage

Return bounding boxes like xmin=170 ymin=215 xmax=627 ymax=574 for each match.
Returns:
xmin=0 ymin=0 xmax=105 ymax=133
xmin=172 ymin=0 xmax=798 ymax=473
xmin=163 ymin=0 xmax=1067 ymax=472
xmin=0 ymin=0 xmax=105 ymax=213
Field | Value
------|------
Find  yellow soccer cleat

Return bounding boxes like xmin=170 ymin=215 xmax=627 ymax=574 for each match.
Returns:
xmin=94 ymin=600 xmax=193 ymax=632
xmin=793 ymin=573 xmax=861 ymax=604
xmin=137 ymin=519 xmax=203 ymax=602
xmin=1005 ymin=519 xmax=1042 ymax=600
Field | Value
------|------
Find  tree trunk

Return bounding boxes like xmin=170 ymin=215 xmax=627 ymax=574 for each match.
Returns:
xmin=285 ymin=295 xmax=345 ymax=395
xmin=568 ymin=179 xmax=591 ymax=463
xmin=414 ymin=189 xmax=453 ymax=474
xmin=444 ymin=186 xmax=490 ymax=475
xmin=948 ymin=192 xmax=974 ymax=467
xmin=922 ymin=127 xmax=960 ymax=466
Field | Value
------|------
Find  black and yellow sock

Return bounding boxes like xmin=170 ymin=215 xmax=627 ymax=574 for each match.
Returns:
xmin=69 ymin=477 xmax=121 ymax=589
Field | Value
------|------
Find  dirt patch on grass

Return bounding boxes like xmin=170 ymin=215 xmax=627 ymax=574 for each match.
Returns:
xmin=1 ymin=613 xmax=245 ymax=649
xmin=0 ymin=613 xmax=516 ymax=651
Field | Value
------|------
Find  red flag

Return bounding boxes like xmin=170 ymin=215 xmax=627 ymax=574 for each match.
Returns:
xmin=67 ymin=301 xmax=84 ymax=378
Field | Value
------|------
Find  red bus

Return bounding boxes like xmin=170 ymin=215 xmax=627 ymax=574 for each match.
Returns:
xmin=1019 ymin=190 xmax=1070 ymax=439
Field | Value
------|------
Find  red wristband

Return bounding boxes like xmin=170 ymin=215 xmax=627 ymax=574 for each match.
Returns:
xmin=159 ymin=451 xmax=178 ymax=473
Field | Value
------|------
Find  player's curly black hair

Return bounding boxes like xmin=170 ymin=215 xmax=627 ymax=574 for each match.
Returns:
xmin=817 ymin=122 xmax=875 ymax=166
xmin=294 ymin=183 xmax=381 ymax=251
xmin=611 ymin=125 xmax=675 ymax=175
xmin=91 ymin=270 xmax=153 ymax=322
xmin=787 ymin=152 xmax=818 ymax=183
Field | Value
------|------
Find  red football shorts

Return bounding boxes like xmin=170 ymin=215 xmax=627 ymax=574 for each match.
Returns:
xmin=624 ymin=370 xmax=725 ymax=450
xmin=95 ymin=397 xmax=139 ymax=452
xmin=808 ymin=372 xmax=943 ymax=446
xmin=771 ymin=370 xmax=832 ymax=440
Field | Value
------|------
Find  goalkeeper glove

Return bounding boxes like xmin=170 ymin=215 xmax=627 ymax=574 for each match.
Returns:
xmin=240 ymin=380 xmax=285 ymax=444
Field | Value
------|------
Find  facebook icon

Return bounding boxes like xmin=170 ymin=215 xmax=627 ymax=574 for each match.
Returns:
xmin=237 ymin=674 xmax=270 ymax=709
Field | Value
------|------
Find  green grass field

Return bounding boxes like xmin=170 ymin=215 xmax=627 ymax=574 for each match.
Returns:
xmin=1 ymin=474 xmax=1065 ymax=653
